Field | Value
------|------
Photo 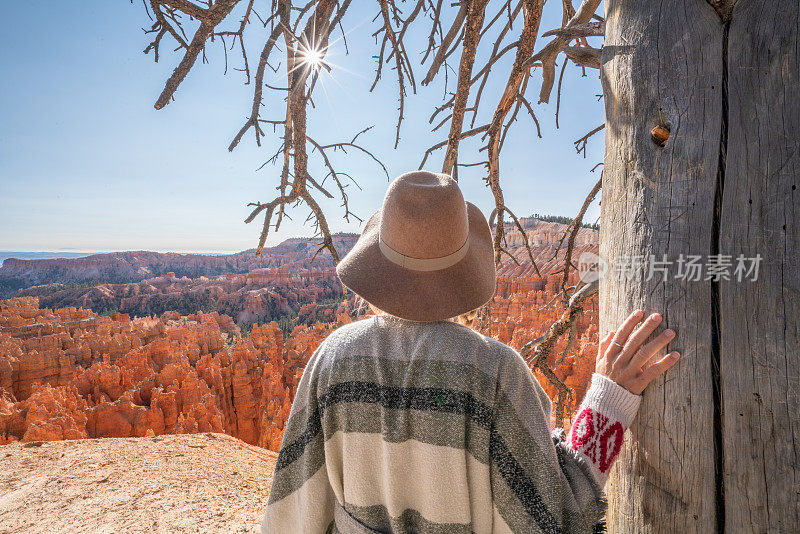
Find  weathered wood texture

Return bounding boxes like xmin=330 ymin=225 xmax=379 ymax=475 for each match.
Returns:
xmin=601 ymin=0 xmax=800 ymax=531
xmin=721 ymin=0 xmax=800 ymax=531
xmin=600 ymin=0 xmax=723 ymax=531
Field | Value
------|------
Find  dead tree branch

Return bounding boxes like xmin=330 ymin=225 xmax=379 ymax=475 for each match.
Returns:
xmin=441 ymin=0 xmax=489 ymax=176
xmin=528 ymin=0 xmax=602 ymax=103
xmin=520 ymin=279 xmax=598 ymax=426
xmin=421 ymin=2 xmax=468 ymax=85
xmin=541 ymin=20 xmax=603 ymax=39
xmin=154 ymin=0 xmax=243 ymax=110
xmin=484 ymin=0 xmax=544 ymax=265
xmin=559 ymin=175 xmax=601 ymax=293
xmin=562 ymin=45 xmax=600 ymax=69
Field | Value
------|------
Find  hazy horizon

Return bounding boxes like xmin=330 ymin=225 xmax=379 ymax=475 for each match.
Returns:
xmin=0 ymin=210 xmax=598 ymax=261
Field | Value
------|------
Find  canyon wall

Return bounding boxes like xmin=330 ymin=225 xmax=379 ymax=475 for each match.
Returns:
xmin=0 ymin=234 xmax=357 ymax=297
xmin=16 ymin=268 xmax=343 ymax=325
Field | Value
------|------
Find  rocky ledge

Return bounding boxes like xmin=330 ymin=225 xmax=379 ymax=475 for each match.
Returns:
xmin=0 ymin=433 xmax=277 ymax=533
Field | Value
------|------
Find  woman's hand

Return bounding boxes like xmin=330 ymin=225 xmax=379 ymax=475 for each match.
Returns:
xmin=595 ymin=309 xmax=680 ymax=395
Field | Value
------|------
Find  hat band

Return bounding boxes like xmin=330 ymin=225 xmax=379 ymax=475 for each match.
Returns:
xmin=378 ymin=234 xmax=470 ymax=272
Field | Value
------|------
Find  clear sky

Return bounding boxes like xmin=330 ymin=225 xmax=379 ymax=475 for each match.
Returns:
xmin=0 ymin=2 xmax=604 ymax=254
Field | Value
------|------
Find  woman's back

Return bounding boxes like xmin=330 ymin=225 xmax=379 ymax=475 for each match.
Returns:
xmin=263 ymin=315 xmax=611 ymax=533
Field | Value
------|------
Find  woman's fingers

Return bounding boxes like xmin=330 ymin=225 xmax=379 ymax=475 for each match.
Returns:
xmin=597 ymin=308 xmax=681 ymax=394
xmin=598 ymin=330 xmax=615 ymax=362
xmin=629 ymin=328 xmax=677 ymax=370
xmin=615 ymin=313 xmax=664 ymax=367
xmin=606 ymin=309 xmax=644 ymax=359
xmin=637 ymin=351 xmax=681 ymax=387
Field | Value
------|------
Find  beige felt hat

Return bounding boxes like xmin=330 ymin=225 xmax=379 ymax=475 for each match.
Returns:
xmin=336 ymin=170 xmax=496 ymax=322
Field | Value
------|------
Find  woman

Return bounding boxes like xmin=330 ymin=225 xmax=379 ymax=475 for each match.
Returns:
xmin=261 ymin=171 xmax=680 ymax=533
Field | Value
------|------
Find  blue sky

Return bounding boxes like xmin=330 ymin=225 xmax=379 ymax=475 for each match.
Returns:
xmin=0 ymin=2 xmax=604 ymax=254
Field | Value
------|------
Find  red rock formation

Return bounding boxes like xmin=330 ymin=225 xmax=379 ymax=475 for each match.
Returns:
xmin=0 ymin=383 xmax=88 ymax=444
xmin=1 ymin=217 xmax=602 ymax=448
xmin=0 ymin=297 xmax=333 ymax=449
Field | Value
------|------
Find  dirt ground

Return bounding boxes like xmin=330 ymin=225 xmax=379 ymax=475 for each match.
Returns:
xmin=0 ymin=433 xmax=278 ymax=533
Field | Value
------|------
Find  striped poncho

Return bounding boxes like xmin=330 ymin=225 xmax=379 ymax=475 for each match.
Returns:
xmin=262 ymin=314 xmax=641 ymax=533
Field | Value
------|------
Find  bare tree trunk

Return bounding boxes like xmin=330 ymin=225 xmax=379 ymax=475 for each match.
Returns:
xmin=600 ymin=0 xmax=799 ymax=531
xmin=721 ymin=0 xmax=799 ymax=530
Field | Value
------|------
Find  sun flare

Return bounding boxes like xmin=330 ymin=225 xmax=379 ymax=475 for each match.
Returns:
xmin=299 ymin=45 xmax=325 ymax=70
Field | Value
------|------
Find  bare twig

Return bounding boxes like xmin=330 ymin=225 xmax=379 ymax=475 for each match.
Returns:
xmin=559 ymin=175 xmax=602 ymax=293
xmin=421 ymin=2 xmax=468 ymax=85
xmin=574 ymin=123 xmax=604 ymax=157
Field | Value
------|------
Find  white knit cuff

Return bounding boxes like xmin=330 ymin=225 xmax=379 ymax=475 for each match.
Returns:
xmin=563 ymin=373 xmax=642 ymax=486
xmin=580 ymin=373 xmax=642 ymax=429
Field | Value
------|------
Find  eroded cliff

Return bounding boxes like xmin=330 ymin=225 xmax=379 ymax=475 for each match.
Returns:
xmin=0 ymin=297 xmax=336 ymax=448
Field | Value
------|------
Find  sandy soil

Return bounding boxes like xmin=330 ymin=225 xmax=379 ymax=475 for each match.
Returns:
xmin=0 ymin=433 xmax=278 ymax=533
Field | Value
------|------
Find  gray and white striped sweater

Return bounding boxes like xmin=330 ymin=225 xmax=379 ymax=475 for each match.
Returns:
xmin=262 ymin=314 xmax=641 ymax=533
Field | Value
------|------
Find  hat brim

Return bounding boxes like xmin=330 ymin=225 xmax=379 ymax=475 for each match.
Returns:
xmin=336 ymin=201 xmax=496 ymax=322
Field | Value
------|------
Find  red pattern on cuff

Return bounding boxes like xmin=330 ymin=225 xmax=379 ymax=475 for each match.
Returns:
xmin=569 ymin=407 xmax=625 ymax=473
